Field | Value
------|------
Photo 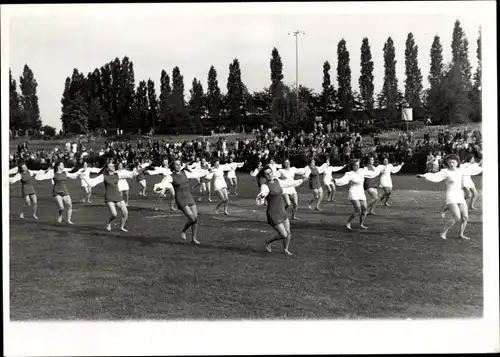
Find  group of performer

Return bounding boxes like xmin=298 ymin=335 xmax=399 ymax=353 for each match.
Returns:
xmin=9 ymin=153 xmax=482 ymax=255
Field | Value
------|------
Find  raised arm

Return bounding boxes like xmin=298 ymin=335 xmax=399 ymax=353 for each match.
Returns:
xmin=279 ymin=178 xmax=304 ymax=189
xmin=256 ymin=184 xmax=270 ymax=205
xmin=293 ymin=167 xmax=308 ymax=176
xmin=84 ymin=174 xmax=105 ymax=188
xmin=334 ymin=172 xmax=352 ymax=186
xmin=329 ymin=164 xmax=346 ymax=173
xmin=416 ymin=170 xmax=448 ymax=183
xmin=302 ymin=166 xmax=312 ymax=178
xmin=362 ymin=167 xmax=381 ymax=179
xmin=66 ymin=171 xmax=82 ymax=179
xmin=9 ymin=173 xmax=21 ymax=184
xmin=460 ymin=164 xmax=482 ymax=176
xmin=34 ymin=170 xmax=55 ymax=181
xmin=117 ymin=169 xmax=137 ymax=180
xmin=391 ymin=163 xmax=404 ymax=174
xmin=147 ymin=167 xmax=166 ymax=176
xmin=185 ymin=169 xmax=209 ymax=180
xmin=28 ymin=169 xmax=46 ymax=176
xmin=317 ymin=163 xmax=329 ymax=174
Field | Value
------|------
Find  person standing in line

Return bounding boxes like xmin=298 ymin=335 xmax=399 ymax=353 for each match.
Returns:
xmin=34 ymin=162 xmax=82 ymax=224
xmin=255 ymin=166 xmax=304 ymax=256
xmin=417 ymin=154 xmax=482 ymax=240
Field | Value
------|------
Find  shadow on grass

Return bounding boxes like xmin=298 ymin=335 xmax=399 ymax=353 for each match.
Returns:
xmin=10 ymin=217 xmax=273 ymax=258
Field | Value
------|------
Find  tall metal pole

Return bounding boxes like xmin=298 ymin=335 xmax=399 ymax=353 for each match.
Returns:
xmin=289 ymin=30 xmax=305 ymax=123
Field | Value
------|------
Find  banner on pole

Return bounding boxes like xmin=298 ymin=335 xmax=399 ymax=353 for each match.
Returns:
xmin=401 ymin=108 xmax=413 ymax=122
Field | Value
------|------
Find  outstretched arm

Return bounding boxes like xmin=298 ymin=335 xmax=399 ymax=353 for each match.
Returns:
xmin=34 ymin=170 xmax=55 ymax=181
xmin=185 ymin=169 xmax=209 ymax=180
xmin=416 ymin=170 xmax=448 ymax=182
xmin=9 ymin=173 xmax=21 ymax=184
xmin=9 ymin=167 xmax=19 ymax=175
xmin=391 ymin=163 xmax=404 ymax=174
xmin=84 ymin=174 xmax=105 ymax=188
xmin=334 ymin=172 xmax=352 ymax=186
xmin=279 ymin=178 xmax=304 ymax=189
xmin=117 ymin=169 xmax=137 ymax=180
xmin=256 ymin=184 xmax=270 ymax=205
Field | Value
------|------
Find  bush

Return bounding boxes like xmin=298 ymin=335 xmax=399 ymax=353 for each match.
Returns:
xmin=388 ymin=120 xmax=426 ymax=131
xmin=359 ymin=124 xmax=382 ymax=135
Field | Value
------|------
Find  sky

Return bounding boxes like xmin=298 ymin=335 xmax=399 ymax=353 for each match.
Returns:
xmin=5 ymin=3 xmax=486 ymax=130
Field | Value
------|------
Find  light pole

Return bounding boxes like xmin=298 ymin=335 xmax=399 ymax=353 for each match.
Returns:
xmin=288 ymin=30 xmax=305 ymax=123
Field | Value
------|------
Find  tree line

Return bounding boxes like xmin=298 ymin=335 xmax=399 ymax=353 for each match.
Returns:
xmin=9 ymin=20 xmax=481 ymax=136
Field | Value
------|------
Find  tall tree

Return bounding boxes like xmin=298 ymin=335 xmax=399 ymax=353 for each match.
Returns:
xmin=270 ymin=47 xmax=285 ymax=124
xmin=451 ymin=20 xmax=472 ymax=88
xmin=380 ymin=37 xmax=399 ymax=121
xmin=428 ymin=35 xmax=444 ymax=90
xmin=321 ymin=61 xmax=336 ymax=119
xmin=100 ymin=63 xmax=113 ymax=124
xmin=19 ymin=64 xmax=42 ymax=130
xmin=404 ymin=33 xmax=424 ymax=115
xmin=337 ymin=39 xmax=353 ymax=119
xmin=60 ymin=69 xmax=89 ymax=134
xmin=189 ymin=78 xmax=205 ymax=134
xmin=110 ymin=58 xmax=122 ymax=129
xmin=159 ymin=69 xmax=172 ymax=132
xmin=147 ymin=79 xmax=159 ymax=133
xmin=471 ymin=27 xmax=482 ymax=122
xmin=171 ymin=66 xmax=188 ymax=132
xmin=119 ymin=56 xmax=136 ymax=132
xmin=226 ymin=58 xmax=245 ymax=127
xmin=134 ymin=80 xmax=149 ymax=134
xmin=359 ymin=37 xmax=375 ymax=116
xmin=9 ymin=69 xmax=25 ymax=130
xmin=206 ymin=65 xmax=222 ymax=129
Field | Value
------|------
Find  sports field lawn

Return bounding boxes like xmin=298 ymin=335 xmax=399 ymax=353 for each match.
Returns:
xmin=8 ymin=173 xmax=483 ymax=320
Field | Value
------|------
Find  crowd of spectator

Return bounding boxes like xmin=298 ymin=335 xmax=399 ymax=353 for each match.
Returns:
xmin=10 ymin=123 xmax=482 ymax=174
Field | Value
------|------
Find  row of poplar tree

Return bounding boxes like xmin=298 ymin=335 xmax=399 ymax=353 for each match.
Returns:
xmin=9 ymin=20 xmax=481 ymax=135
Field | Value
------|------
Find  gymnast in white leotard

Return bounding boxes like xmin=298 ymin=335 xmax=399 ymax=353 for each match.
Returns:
xmin=376 ymin=157 xmax=404 ymax=208
xmin=277 ymin=159 xmax=308 ymax=220
xmin=417 ymin=154 xmax=482 ymax=240
xmin=334 ymin=159 xmax=381 ymax=230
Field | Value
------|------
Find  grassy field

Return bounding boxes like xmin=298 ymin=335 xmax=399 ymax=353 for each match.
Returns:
xmin=8 ymin=172 xmax=483 ymax=320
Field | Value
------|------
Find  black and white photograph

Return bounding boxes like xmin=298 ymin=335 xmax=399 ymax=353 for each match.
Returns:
xmin=2 ymin=2 xmax=498 ymax=355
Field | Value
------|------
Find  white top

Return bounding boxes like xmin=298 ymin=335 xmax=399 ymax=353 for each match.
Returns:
xmin=77 ymin=167 xmax=101 ymax=187
xmin=256 ymin=179 xmax=304 ymax=205
xmin=461 ymin=162 xmax=480 ymax=189
xmin=377 ymin=163 xmax=404 ymax=188
xmin=335 ymin=168 xmax=380 ymax=201
xmin=419 ymin=166 xmax=482 ymax=205
xmin=277 ymin=166 xmax=307 ymax=194
xmin=210 ymin=164 xmax=232 ymax=191
xmin=226 ymin=162 xmax=244 ymax=179
xmin=323 ymin=164 xmax=346 ymax=185
xmin=116 ymin=169 xmax=134 ymax=191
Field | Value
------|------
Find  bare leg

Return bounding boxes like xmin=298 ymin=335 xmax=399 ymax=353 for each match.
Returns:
xmin=458 ymin=203 xmax=470 ymax=239
xmin=117 ymin=201 xmax=129 ymax=231
xmin=291 ymin=193 xmax=299 ymax=220
xmin=359 ymin=200 xmax=368 ymax=229
xmin=106 ymin=202 xmax=118 ymax=231
xmin=31 ymin=194 xmax=39 ymax=219
xmin=315 ymin=188 xmax=323 ymax=211
xmin=64 ymin=195 xmax=73 ymax=224
xmin=469 ymin=187 xmax=478 ymax=210
xmin=55 ymin=196 xmax=64 ymax=223
xmin=347 ymin=200 xmax=361 ymax=230
xmin=441 ymin=204 xmax=460 ymax=239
